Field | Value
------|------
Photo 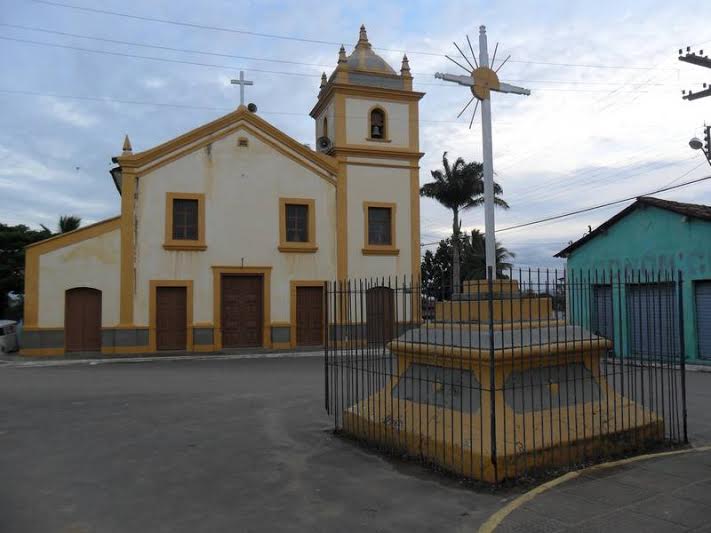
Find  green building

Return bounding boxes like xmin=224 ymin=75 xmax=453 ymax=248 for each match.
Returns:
xmin=555 ymin=196 xmax=711 ymax=363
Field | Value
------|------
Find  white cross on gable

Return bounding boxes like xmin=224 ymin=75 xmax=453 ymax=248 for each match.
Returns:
xmin=230 ymin=71 xmax=254 ymax=106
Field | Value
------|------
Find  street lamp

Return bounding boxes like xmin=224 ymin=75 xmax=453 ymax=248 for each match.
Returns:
xmin=689 ymin=125 xmax=711 ymax=165
xmin=689 ymin=137 xmax=703 ymax=150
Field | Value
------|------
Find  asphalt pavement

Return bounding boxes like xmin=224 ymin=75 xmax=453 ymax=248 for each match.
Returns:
xmin=0 ymin=356 xmax=506 ymax=533
xmin=1 ymin=355 xmax=709 ymax=532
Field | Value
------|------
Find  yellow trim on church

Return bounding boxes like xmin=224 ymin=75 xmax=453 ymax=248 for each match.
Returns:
xmin=278 ymin=198 xmax=318 ymax=253
xmin=24 ymin=216 xmax=121 ymax=327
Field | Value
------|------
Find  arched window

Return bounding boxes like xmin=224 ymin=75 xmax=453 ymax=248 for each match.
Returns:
xmin=323 ymin=117 xmax=328 ymax=138
xmin=370 ymin=108 xmax=385 ymax=139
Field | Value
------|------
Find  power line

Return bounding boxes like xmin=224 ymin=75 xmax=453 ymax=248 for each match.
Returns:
xmin=27 ymin=0 xmax=356 ymax=49
xmin=0 ymin=88 xmax=237 ymax=111
xmin=0 ymin=35 xmax=318 ymax=78
xmin=26 ymin=0 xmax=678 ymax=72
xmin=0 ymin=87 xmax=498 ymax=125
xmin=497 ymin=167 xmax=710 ymax=233
xmin=0 ymin=22 xmax=335 ymax=69
xmin=507 ymin=156 xmax=697 ymax=206
xmin=0 ymin=36 xmax=677 ymax=95
xmin=1 ymin=23 xmax=696 ymax=87
xmin=419 ymin=165 xmax=710 ymax=246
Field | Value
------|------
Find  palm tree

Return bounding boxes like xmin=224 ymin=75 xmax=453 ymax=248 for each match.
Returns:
xmin=58 ymin=215 xmax=81 ymax=233
xmin=464 ymin=229 xmax=515 ymax=279
xmin=420 ymin=152 xmax=508 ymax=295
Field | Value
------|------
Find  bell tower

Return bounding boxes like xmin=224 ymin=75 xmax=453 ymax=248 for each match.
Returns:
xmin=310 ymin=26 xmax=425 ymax=282
xmin=310 ymin=25 xmax=422 ymax=155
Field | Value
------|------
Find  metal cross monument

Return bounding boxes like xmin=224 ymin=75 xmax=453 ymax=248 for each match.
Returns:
xmin=435 ymin=25 xmax=530 ymax=280
xmin=230 ymin=70 xmax=254 ymax=107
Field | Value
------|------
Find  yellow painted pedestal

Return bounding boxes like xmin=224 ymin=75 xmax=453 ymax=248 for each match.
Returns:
xmin=340 ymin=281 xmax=664 ymax=483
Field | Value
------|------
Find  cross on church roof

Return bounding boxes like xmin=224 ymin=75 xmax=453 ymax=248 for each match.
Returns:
xmin=230 ymin=70 xmax=254 ymax=107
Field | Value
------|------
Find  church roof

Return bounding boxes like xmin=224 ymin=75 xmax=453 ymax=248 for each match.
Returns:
xmin=113 ymin=105 xmax=338 ymax=181
xmin=345 ymin=25 xmax=396 ymax=75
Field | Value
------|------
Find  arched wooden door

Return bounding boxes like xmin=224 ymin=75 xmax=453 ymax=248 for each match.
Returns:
xmin=366 ymin=286 xmax=395 ymax=344
xmin=65 ymin=288 xmax=102 ymax=352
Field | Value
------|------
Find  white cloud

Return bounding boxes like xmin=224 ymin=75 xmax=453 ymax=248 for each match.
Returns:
xmin=42 ymin=97 xmax=98 ymax=128
xmin=3 ymin=0 xmax=711 ymax=266
xmin=143 ymin=77 xmax=167 ymax=89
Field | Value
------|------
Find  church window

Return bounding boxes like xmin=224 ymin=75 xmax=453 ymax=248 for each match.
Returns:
xmin=173 ymin=199 xmax=199 ymax=241
xmin=363 ymin=202 xmax=398 ymax=255
xmin=279 ymin=198 xmax=318 ymax=253
xmin=369 ymin=108 xmax=386 ymax=140
xmin=163 ymin=193 xmax=206 ymax=251
xmin=323 ymin=117 xmax=329 ymax=138
xmin=368 ymin=206 xmax=392 ymax=245
xmin=286 ymin=204 xmax=309 ymax=242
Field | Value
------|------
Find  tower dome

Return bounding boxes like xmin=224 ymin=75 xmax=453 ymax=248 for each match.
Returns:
xmin=345 ymin=25 xmax=396 ymax=74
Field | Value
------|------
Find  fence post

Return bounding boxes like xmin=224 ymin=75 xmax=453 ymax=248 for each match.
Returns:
xmin=677 ymin=270 xmax=688 ymax=444
xmin=324 ymin=281 xmax=330 ymax=413
xmin=487 ymin=266 xmax=497 ymax=481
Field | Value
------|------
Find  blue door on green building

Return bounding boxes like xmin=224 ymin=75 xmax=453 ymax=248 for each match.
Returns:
xmin=627 ymin=283 xmax=679 ymax=360
xmin=695 ymin=282 xmax=711 ymax=360
xmin=591 ymin=284 xmax=614 ymax=339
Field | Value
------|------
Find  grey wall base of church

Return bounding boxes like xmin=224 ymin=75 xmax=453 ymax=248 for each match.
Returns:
xmin=193 ymin=327 xmax=214 ymax=346
xmin=21 ymin=329 xmax=64 ymax=350
xmin=101 ymin=328 xmax=149 ymax=349
xmin=271 ymin=326 xmax=290 ymax=345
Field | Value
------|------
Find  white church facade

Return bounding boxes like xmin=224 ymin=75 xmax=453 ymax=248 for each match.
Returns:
xmin=22 ymin=26 xmax=424 ymax=355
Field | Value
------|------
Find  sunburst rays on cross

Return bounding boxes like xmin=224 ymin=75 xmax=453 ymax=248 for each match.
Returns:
xmin=434 ymin=26 xmax=531 ymax=280
xmin=437 ymin=28 xmax=530 ymax=129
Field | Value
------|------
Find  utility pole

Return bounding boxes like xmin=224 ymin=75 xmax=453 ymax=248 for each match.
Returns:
xmin=679 ymin=46 xmax=711 ymax=100
xmin=690 ymin=125 xmax=711 ymax=165
xmin=679 ymin=46 xmax=711 ymax=166
xmin=435 ymin=26 xmax=530 ymax=280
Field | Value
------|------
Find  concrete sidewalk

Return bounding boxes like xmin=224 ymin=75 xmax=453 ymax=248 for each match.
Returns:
xmin=0 ymin=349 xmax=325 ymax=367
xmin=491 ymin=447 xmax=711 ymax=532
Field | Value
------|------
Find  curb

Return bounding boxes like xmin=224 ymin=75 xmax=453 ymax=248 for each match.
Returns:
xmin=0 ymin=350 xmax=325 ymax=368
xmin=478 ymin=444 xmax=711 ymax=533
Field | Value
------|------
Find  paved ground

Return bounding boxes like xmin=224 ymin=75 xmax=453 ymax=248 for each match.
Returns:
xmin=495 ymin=448 xmax=711 ymax=532
xmin=0 ymin=355 xmax=709 ymax=533
xmin=491 ymin=370 xmax=711 ymax=533
xmin=0 ymin=357 xmax=508 ymax=533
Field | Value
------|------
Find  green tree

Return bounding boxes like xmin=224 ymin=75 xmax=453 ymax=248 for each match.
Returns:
xmin=420 ymin=244 xmax=453 ymax=297
xmin=420 ymin=232 xmax=515 ymax=299
xmin=462 ymin=229 xmax=515 ymax=280
xmin=58 ymin=215 xmax=81 ymax=233
xmin=0 ymin=223 xmax=51 ymax=319
xmin=420 ymin=152 xmax=508 ymax=295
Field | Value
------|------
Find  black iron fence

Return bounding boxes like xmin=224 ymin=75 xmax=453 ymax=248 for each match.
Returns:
xmin=324 ymin=268 xmax=687 ymax=484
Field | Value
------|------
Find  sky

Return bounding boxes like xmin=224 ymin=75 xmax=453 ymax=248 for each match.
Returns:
xmin=1 ymin=0 xmax=711 ymax=270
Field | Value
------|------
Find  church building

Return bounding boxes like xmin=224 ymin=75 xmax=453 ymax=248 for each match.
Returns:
xmin=22 ymin=26 xmax=424 ymax=355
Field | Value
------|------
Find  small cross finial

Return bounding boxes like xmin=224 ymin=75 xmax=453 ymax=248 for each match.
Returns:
xmin=400 ymin=54 xmax=411 ymax=75
xmin=122 ymin=134 xmax=132 ymax=154
xmin=338 ymin=45 xmax=347 ymax=63
xmin=230 ymin=70 xmax=254 ymax=107
xmin=359 ymin=24 xmax=368 ymax=44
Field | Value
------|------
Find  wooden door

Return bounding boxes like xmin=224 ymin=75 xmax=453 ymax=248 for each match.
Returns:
xmin=65 ymin=288 xmax=102 ymax=352
xmin=366 ymin=286 xmax=395 ymax=344
xmin=156 ymin=286 xmax=187 ymax=350
xmin=221 ymin=275 xmax=263 ymax=348
xmin=296 ymin=286 xmax=323 ymax=346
